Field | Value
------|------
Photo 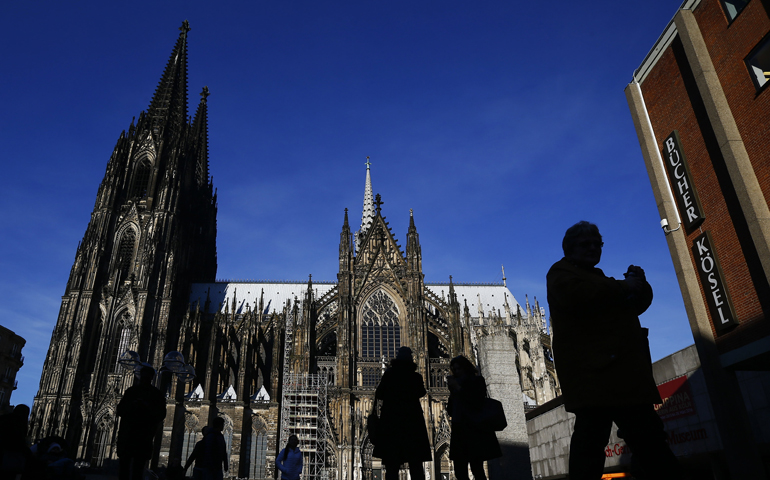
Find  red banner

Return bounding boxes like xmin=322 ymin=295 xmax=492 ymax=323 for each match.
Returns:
xmin=655 ymin=375 xmax=696 ymax=421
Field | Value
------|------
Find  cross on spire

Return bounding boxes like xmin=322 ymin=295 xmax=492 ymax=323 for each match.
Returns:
xmin=200 ymin=86 xmax=210 ymax=101
xmin=180 ymin=20 xmax=191 ymax=34
xmin=365 ymin=156 xmax=371 ymax=170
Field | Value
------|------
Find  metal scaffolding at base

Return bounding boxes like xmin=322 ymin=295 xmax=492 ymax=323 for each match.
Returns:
xmin=280 ymin=306 xmax=335 ymax=480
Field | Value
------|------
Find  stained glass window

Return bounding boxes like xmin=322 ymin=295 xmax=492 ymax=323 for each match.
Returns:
xmin=116 ymin=229 xmax=136 ymax=279
xmin=248 ymin=429 xmax=268 ymax=479
xmin=361 ymin=290 xmax=401 ymax=359
xmin=109 ymin=312 xmax=132 ymax=373
xmin=130 ymin=159 xmax=152 ymax=198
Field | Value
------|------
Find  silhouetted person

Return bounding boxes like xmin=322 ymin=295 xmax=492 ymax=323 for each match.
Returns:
xmin=547 ymin=221 xmax=682 ymax=480
xmin=182 ymin=426 xmax=211 ymax=480
xmin=116 ymin=366 xmax=166 ymax=480
xmin=0 ymin=404 xmax=31 ymax=479
xmin=275 ymin=434 xmax=303 ymax=480
xmin=373 ymin=347 xmax=431 ymax=480
xmin=188 ymin=417 xmax=228 ymax=480
xmin=446 ymin=355 xmax=501 ymax=480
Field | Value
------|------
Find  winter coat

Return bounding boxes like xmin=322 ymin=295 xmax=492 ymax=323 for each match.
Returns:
xmin=546 ymin=258 xmax=661 ymax=411
xmin=372 ymin=359 xmax=432 ymax=463
xmin=276 ymin=447 xmax=303 ymax=480
xmin=447 ymin=375 xmax=502 ymax=461
xmin=116 ymin=383 xmax=167 ymax=459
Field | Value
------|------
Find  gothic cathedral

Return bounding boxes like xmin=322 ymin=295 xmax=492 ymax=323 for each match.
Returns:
xmin=31 ymin=23 xmax=559 ymax=480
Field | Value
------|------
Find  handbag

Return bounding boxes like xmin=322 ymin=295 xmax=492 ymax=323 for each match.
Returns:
xmin=467 ymin=393 xmax=507 ymax=432
xmin=366 ymin=402 xmax=380 ymax=445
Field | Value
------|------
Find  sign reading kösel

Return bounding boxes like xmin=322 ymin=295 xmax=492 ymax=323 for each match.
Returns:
xmin=692 ymin=231 xmax=739 ymax=333
xmin=663 ymin=131 xmax=705 ymax=231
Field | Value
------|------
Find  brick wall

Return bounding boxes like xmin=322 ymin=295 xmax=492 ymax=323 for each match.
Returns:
xmin=639 ymin=0 xmax=770 ymax=354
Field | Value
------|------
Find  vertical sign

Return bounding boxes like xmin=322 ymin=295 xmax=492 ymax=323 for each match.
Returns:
xmin=692 ymin=231 xmax=739 ymax=333
xmin=662 ymin=131 xmax=705 ymax=231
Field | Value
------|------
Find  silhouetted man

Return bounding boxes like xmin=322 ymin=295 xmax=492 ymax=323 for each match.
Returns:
xmin=117 ymin=366 xmax=166 ymax=480
xmin=547 ymin=221 xmax=681 ymax=480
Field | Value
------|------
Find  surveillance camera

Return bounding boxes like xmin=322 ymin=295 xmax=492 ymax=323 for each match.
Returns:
xmin=660 ymin=218 xmax=669 ymax=229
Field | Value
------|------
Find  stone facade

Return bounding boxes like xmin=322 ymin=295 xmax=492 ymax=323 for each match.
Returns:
xmin=31 ymin=22 xmax=559 ymax=479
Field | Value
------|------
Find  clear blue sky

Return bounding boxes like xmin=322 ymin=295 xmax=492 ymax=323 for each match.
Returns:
xmin=1 ymin=1 xmax=692 ymax=409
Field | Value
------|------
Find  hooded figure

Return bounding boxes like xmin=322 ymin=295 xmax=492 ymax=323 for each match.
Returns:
xmin=373 ymin=347 xmax=431 ymax=480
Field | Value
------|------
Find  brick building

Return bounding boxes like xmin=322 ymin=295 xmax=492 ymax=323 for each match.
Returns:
xmin=0 ymin=325 xmax=26 ymax=412
xmin=626 ymin=0 xmax=770 ymax=477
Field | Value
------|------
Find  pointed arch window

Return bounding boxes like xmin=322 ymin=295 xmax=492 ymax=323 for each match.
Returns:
xmin=181 ymin=427 xmax=198 ymax=464
xmin=92 ymin=417 xmax=112 ymax=467
xmin=247 ymin=427 xmax=268 ymax=479
xmin=129 ymin=159 xmax=152 ymax=199
xmin=109 ymin=312 xmax=132 ymax=373
xmin=361 ymin=290 xmax=401 ymax=359
xmin=116 ymin=229 xmax=136 ymax=279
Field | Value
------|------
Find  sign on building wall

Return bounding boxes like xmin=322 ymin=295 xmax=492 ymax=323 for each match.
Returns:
xmin=692 ymin=231 xmax=739 ymax=333
xmin=655 ymin=375 xmax=696 ymax=421
xmin=662 ymin=131 xmax=705 ymax=231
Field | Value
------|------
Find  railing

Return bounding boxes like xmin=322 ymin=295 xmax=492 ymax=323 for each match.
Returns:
xmin=316 ymin=357 xmax=336 ymax=386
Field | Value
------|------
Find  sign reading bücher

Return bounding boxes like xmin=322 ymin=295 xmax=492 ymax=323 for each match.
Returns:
xmin=662 ymin=131 xmax=705 ymax=231
xmin=692 ymin=231 xmax=739 ymax=333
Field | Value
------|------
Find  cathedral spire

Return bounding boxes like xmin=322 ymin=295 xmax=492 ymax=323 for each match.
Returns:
xmin=147 ymin=20 xmax=190 ymax=137
xmin=355 ymin=157 xmax=375 ymax=251
xmin=191 ymin=86 xmax=210 ymax=186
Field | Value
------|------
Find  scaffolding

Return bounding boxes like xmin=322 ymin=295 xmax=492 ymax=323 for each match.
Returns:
xmin=281 ymin=306 xmax=335 ymax=480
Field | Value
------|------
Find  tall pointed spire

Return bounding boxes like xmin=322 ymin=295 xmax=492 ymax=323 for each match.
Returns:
xmin=191 ymin=86 xmax=210 ymax=186
xmin=355 ymin=157 xmax=375 ymax=251
xmin=147 ymin=20 xmax=190 ymax=137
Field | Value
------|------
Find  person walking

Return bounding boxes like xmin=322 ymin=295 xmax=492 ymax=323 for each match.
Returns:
xmin=446 ymin=355 xmax=501 ymax=480
xmin=372 ymin=346 xmax=432 ymax=480
xmin=275 ymin=435 xmax=303 ymax=480
xmin=182 ymin=426 xmax=211 ymax=480
xmin=116 ymin=366 xmax=166 ymax=480
xmin=547 ymin=221 xmax=682 ymax=480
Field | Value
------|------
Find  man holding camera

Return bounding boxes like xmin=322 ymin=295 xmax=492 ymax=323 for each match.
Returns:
xmin=547 ymin=221 xmax=681 ymax=480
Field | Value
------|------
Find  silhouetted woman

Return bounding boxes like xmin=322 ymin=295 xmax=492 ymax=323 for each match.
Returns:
xmin=447 ymin=355 xmax=501 ymax=480
xmin=373 ymin=347 xmax=432 ymax=480
xmin=276 ymin=435 xmax=303 ymax=480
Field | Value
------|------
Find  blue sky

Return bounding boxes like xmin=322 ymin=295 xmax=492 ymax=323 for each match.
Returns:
xmin=1 ymin=1 xmax=692 ymax=409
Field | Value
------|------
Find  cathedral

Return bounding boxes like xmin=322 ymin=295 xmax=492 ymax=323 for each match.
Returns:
xmin=30 ymin=22 xmax=559 ymax=480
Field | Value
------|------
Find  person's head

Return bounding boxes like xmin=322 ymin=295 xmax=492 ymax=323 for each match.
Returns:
xmin=562 ymin=221 xmax=603 ymax=268
xmin=449 ymin=355 xmax=476 ymax=378
xmin=396 ymin=346 xmax=413 ymax=362
xmin=287 ymin=434 xmax=299 ymax=449
xmin=139 ymin=366 xmax=156 ymax=385
xmin=12 ymin=404 xmax=30 ymax=420
xmin=201 ymin=426 xmax=212 ymax=436
xmin=213 ymin=417 xmax=225 ymax=433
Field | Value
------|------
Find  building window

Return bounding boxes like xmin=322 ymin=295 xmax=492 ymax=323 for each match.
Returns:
xmin=181 ymin=428 xmax=197 ymax=463
xmin=721 ymin=0 xmax=749 ymax=21
xmin=129 ymin=159 xmax=152 ymax=199
xmin=109 ymin=314 xmax=132 ymax=373
xmin=361 ymin=291 xmax=401 ymax=360
xmin=746 ymin=35 xmax=770 ymax=90
xmin=248 ymin=429 xmax=268 ymax=479
xmin=116 ymin=229 xmax=136 ymax=279
xmin=92 ymin=421 xmax=111 ymax=467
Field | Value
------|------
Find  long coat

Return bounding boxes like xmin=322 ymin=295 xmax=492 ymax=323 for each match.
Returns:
xmin=447 ymin=375 xmax=502 ymax=461
xmin=546 ymin=258 xmax=661 ymax=411
xmin=116 ymin=383 xmax=167 ymax=459
xmin=372 ymin=360 xmax=432 ymax=463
